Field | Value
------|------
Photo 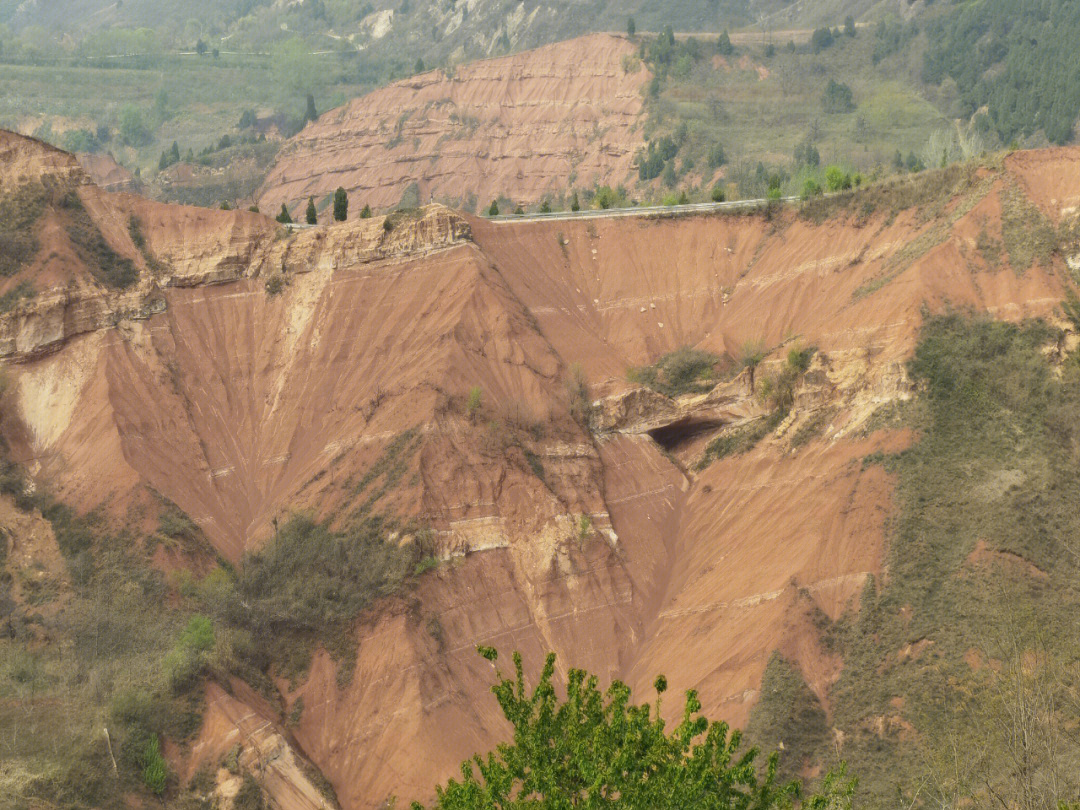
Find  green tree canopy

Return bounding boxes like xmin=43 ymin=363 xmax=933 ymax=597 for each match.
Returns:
xmin=118 ymin=104 xmax=151 ymax=147
xmin=333 ymin=187 xmax=348 ymax=221
xmin=276 ymin=203 xmax=292 ymax=224
xmin=810 ymin=27 xmax=833 ymax=53
xmin=821 ymin=79 xmax=855 ymax=114
xmin=305 ymin=196 xmax=317 ymax=225
xmin=415 ymin=647 xmax=856 ymax=809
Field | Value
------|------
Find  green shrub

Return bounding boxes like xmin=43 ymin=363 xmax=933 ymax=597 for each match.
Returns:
xmin=223 ymin=744 xmax=242 ymax=774
xmin=265 ymin=274 xmax=286 ymax=296
xmin=578 ymin=515 xmax=592 ymax=542
xmin=0 ymin=182 xmax=48 ymax=277
xmin=165 ymin=615 xmax=215 ymax=693
xmin=698 ymin=409 xmax=785 ymax=468
xmin=824 ymin=165 xmax=852 ymax=192
xmin=787 ymin=345 xmax=816 ymax=373
xmin=234 ymin=773 xmax=267 ymax=810
xmin=285 ymin=699 xmax=304 ymax=730
xmin=1000 ymin=184 xmax=1058 ymax=273
xmin=417 ymin=647 xmax=856 ymax=809
xmin=227 ymin=515 xmax=415 ymax=672
xmin=746 ymin=653 xmax=830 ymax=784
xmin=628 ymin=346 xmax=720 ymax=398
xmin=466 ymin=386 xmax=483 ymax=418
xmin=139 ymin=736 xmax=168 ymax=795
xmin=821 ymin=79 xmax=855 ymax=114
xmin=61 ymin=191 xmax=138 ymax=288
xmin=801 ymin=178 xmax=822 ymax=199
xmin=414 ymin=556 xmax=440 ymax=576
xmin=0 ymin=280 xmax=36 ymax=312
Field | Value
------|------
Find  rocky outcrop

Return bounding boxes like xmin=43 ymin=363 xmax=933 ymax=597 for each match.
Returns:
xmin=0 ymin=131 xmax=86 ymax=189
xmin=189 ymin=682 xmax=336 ymax=810
xmin=259 ymin=34 xmax=649 ymax=213
xmin=0 ymin=152 xmax=470 ymax=360
xmin=257 ymin=206 xmax=473 ymax=279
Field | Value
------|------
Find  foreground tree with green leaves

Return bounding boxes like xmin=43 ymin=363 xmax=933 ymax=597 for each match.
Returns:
xmin=414 ymin=647 xmax=855 ymax=809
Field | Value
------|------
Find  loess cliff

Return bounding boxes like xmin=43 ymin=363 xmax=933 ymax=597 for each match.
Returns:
xmin=2 ymin=128 xmax=1079 ymax=808
xmin=259 ymin=34 xmax=649 ymax=215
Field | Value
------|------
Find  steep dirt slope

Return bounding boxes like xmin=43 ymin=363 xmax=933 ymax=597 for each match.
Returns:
xmin=270 ymin=158 xmax=1072 ymax=802
xmin=259 ymin=34 xmax=649 ymax=215
xmin=4 ymin=129 xmax=1079 ymax=807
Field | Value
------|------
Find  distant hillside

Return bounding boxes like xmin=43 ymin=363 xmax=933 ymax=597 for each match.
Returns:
xmin=1 ymin=0 xmax=875 ymax=64
xmin=259 ymin=34 xmax=649 ymax=214
xmin=5 ymin=0 xmax=1080 ymax=209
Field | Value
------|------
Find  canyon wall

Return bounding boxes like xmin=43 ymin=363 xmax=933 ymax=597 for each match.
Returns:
xmin=4 ymin=129 xmax=1078 ymax=807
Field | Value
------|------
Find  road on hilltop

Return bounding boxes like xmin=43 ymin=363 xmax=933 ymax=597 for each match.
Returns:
xmin=487 ymin=195 xmax=800 ymax=224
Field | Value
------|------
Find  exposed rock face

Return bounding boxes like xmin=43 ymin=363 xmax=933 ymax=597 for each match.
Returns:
xmin=75 ymin=152 xmax=136 ymax=192
xmin=0 ymin=131 xmax=85 ymax=188
xmin=190 ymin=682 xmax=335 ymax=810
xmin=0 ymin=135 xmax=470 ymax=360
xmin=6 ymin=129 xmax=1080 ymax=808
xmin=259 ymin=34 xmax=649 ymax=213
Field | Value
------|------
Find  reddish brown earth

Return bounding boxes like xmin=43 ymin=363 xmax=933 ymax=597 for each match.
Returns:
xmin=259 ymin=34 xmax=649 ymax=215
xmin=4 ymin=129 xmax=1079 ymax=808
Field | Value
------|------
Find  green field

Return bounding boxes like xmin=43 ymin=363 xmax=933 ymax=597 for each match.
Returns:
xmin=0 ymin=51 xmax=371 ymax=175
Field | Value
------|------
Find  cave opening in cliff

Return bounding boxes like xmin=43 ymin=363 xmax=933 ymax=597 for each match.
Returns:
xmin=646 ymin=416 xmax=727 ymax=452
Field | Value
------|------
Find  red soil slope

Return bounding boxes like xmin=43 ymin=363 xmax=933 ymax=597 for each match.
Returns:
xmin=5 ymin=129 xmax=1078 ymax=807
xmin=259 ymin=34 xmax=649 ymax=215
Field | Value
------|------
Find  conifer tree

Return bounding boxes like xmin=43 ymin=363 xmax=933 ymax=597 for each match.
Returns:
xmin=333 ymin=187 xmax=348 ymax=221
